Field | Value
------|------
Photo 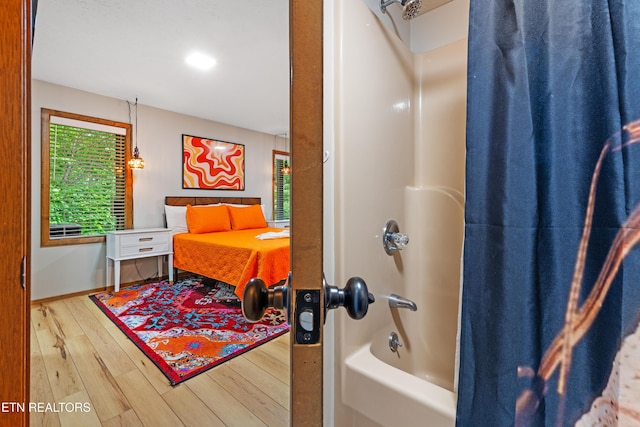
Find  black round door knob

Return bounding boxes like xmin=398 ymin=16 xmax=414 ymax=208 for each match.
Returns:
xmin=324 ymin=276 xmax=375 ymax=320
xmin=242 ymin=277 xmax=289 ymax=323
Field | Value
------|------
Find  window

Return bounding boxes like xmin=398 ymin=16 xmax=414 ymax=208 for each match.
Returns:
xmin=273 ymin=150 xmax=290 ymax=220
xmin=41 ymin=109 xmax=133 ymax=246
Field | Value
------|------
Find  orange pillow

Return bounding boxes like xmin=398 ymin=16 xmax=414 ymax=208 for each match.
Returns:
xmin=228 ymin=204 xmax=267 ymax=230
xmin=185 ymin=204 xmax=231 ymax=233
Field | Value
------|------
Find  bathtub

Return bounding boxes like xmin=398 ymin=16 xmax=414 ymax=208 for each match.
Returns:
xmin=344 ymin=342 xmax=457 ymax=426
xmin=340 ymin=186 xmax=463 ymax=426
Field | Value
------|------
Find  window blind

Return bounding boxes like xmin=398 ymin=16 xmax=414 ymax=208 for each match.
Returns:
xmin=49 ymin=122 xmax=127 ymax=238
xmin=273 ymin=155 xmax=290 ymax=220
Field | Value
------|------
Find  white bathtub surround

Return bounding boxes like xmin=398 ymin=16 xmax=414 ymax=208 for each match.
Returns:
xmin=329 ymin=0 xmax=468 ymax=424
xmin=400 ymin=186 xmax=464 ymax=388
xmin=341 ymin=186 xmax=463 ymax=426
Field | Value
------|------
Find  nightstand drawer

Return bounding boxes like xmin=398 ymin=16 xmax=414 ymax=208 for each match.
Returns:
xmin=120 ymin=242 xmax=170 ymax=257
xmin=120 ymin=232 xmax=170 ymax=247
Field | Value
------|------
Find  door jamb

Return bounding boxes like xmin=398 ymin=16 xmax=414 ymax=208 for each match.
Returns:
xmin=289 ymin=0 xmax=325 ymax=426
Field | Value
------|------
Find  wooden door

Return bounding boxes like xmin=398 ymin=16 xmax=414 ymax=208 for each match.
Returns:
xmin=0 ymin=0 xmax=31 ymax=426
xmin=290 ymin=0 xmax=324 ymax=425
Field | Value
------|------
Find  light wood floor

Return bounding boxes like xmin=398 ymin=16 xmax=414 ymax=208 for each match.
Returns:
xmin=30 ymin=293 xmax=290 ymax=427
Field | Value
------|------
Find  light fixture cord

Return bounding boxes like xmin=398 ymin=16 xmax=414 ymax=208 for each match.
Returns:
xmin=126 ymin=98 xmax=139 ymax=153
xmin=135 ymin=97 xmax=138 ymax=151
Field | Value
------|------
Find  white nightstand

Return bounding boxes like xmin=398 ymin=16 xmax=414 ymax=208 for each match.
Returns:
xmin=106 ymin=228 xmax=173 ymax=292
xmin=267 ymin=220 xmax=290 ymax=228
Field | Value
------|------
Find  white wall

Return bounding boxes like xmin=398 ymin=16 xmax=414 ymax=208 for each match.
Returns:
xmin=31 ymin=80 xmax=279 ymax=300
xmin=330 ymin=0 xmax=468 ymax=425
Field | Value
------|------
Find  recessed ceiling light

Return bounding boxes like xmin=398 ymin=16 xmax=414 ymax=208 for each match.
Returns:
xmin=185 ymin=52 xmax=216 ymax=71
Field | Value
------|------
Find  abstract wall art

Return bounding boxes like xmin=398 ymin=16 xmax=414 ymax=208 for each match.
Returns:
xmin=182 ymin=134 xmax=245 ymax=190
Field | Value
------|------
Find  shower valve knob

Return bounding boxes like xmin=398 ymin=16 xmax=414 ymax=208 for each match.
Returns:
xmin=324 ymin=276 xmax=375 ymax=320
xmin=383 ymin=219 xmax=409 ymax=255
xmin=391 ymin=232 xmax=409 ymax=248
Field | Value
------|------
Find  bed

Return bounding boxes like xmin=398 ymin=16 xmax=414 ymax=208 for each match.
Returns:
xmin=164 ymin=196 xmax=290 ymax=299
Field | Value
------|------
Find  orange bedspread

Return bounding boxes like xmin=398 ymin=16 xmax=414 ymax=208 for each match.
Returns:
xmin=173 ymin=228 xmax=290 ymax=299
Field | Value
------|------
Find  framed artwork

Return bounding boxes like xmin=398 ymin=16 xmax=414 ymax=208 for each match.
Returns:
xmin=182 ymin=134 xmax=245 ymax=190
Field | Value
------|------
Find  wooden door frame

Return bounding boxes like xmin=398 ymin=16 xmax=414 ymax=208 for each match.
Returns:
xmin=1 ymin=0 xmax=31 ymax=426
xmin=13 ymin=1 xmax=323 ymax=425
xmin=290 ymin=1 xmax=324 ymax=426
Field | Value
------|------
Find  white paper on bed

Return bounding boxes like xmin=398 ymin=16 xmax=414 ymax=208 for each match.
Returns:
xmin=255 ymin=229 xmax=290 ymax=240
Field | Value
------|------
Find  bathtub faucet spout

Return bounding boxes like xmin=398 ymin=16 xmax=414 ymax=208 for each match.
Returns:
xmin=388 ymin=294 xmax=417 ymax=311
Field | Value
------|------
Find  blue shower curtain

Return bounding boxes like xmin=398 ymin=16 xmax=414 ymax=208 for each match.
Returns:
xmin=458 ymin=1 xmax=640 ymax=425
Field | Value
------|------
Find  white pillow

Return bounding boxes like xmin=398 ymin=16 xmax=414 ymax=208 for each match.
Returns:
xmin=164 ymin=205 xmax=188 ymax=234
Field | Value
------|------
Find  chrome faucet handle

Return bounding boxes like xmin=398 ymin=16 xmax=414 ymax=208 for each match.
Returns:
xmin=382 ymin=219 xmax=410 ymax=255
xmin=391 ymin=232 xmax=409 ymax=249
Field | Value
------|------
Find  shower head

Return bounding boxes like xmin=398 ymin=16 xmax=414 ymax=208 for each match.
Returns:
xmin=402 ymin=0 xmax=422 ymax=20
xmin=380 ymin=0 xmax=423 ymax=20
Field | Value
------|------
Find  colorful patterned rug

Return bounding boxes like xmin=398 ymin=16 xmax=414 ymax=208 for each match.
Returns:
xmin=89 ymin=277 xmax=289 ymax=385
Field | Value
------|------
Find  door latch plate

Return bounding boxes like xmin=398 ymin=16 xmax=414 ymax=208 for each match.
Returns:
xmin=295 ymin=290 xmax=320 ymax=344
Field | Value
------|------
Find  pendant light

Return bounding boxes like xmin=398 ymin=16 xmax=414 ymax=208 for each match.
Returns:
xmin=280 ymin=133 xmax=290 ymax=175
xmin=281 ymin=162 xmax=291 ymax=175
xmin=128 ymin=97 xmax=145 ymax=169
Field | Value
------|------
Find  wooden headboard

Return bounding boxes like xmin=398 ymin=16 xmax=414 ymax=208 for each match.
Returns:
xmin=165 ymin=196 xmax=261 ymax=206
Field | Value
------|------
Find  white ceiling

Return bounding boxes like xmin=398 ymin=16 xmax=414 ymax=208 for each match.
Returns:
xmin=32 ymin=0 xmax=290 ymax=136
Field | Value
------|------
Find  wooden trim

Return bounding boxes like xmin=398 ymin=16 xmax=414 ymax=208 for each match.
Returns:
xmin=41 ymin=108 xmax=132 ymax=128
xmin=40 ymin=109 xmax=51 ymax=246
xmin=40 ymin=108 xmax=133 ymax=247
xmin=124 ymin=116 xmax=133 ymax=229
xmin=290 ymin=0 xmax=324 ymax=425
xmin=20 ymin=1 xmax=31 ymax=425
xmin=41 ymin=235 xmax=106 ymax=246
xmin=0 ymin=0 xmax=31 ymax=425
xmin=30 ymin=286 xmax=112 ymax=305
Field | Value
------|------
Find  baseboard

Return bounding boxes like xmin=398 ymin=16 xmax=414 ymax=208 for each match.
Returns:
xmin=30 ymin=275 xmax=172 ymax=304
